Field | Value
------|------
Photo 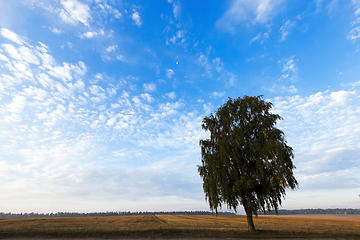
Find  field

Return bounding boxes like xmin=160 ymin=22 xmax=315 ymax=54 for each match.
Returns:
xmin=0 ymin=214 xmax=359 ymax=239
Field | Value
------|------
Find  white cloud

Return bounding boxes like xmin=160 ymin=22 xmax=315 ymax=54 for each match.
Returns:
xmin=141 ymin=93 xmax=153 ymax=103
xmin=0 ymin=74 xmax=18 ymax=89
xmin=296 ymin=171 xmax=359 ymax=190
xmin=23 ymin=86 xmax=48 ymax=101
xmin=280 ymin=56 xmax=297 ymax=82
xmin=95 ymin=73 xmax=103 ymax=80
xmin=97 ymin=3 xmax=122 ymax=20
xmin=210 ymin=91 xmax=225 ymax=99
xmin=267 ymin=84 xmax=298 ymax=94
xmin=59 ymin=0 xmax=91 ymax=26
xmin=106 ymin=85 xmax=117 ymax=97
xmin=285 ymin=85 xmax=298 ymax=93
xmin=250 ymin=32 xmax=262 ymax=44
xmin=89 ymin=85 xmax=104 ymax=96
xmin=106 ymin=115 xmax=117 ymax=126
xmin=79 ymin=29 xmax=104 ymax=39
xmin=216 ymin=0 xmax=285 ymax=33
xmin=132 ymin=11 xmax=142 ymax=27
xmin=250 ymin=31 xmax=270 ymax=44
xmin=6 ymin=61 xmax=34 ymax=80
xmin=168 ymin=30 xmax=186 ymax=45
xmin=48 ymin=61 xmax=87 ymax=82
xmin=347 ymin=26 xmax=360 ymax=40
xmin=272 ymin=88 xmax=360 ymax=190
xmin=344 ymin=80 xmax=360 ymax=88
xmin=347 ymin=1 xmax=360 ymax=40
xmin=0 ymin=53 xmax=9 ymax=62
xmin=50 ymin=27 xmax=64 ymax=34
xmin=0 ymin=32 xmax=187 ymax=211
xmin=149 ymin=101 xmax=184 ymax=119
xmin=160 ymin=101 xmax=183 ymax=113
xmin=167 ymin=69 xmax=174 ymax=78
xmin=2 ymin=44 xmax=41 ymax=65
xmin=143 ymin=83 xmax=156 ymax=92
xmin=197 ymin=53 xmax=211 ymax=77
xmin=37 ymin=51 xmax=55 ymax=69
xmin=111 ymin=103 xmax=120 ymax=108
xmin=132 ymin=96 xmax=142 ymax=105
xmin=105 ymin=45 xmax=117 ymax=52
xmin=282 ymin=58 xmax=296 ymax=74
xmin=0 ymin=28 xmax=25 ymax=45
xmin=1 ymin=35 xmax=55 ymax=86
xmin=263 ymin=56 xmax=298 ymax=93
xmin=89 ymin=85 xmax=106 ymax=103
xmin=1 ymin=8 xmax=360 ymax=213
xmin=212 ymin=58 xmax=223 ymax=72
xmin=354 ymin=0 xmax=360 ymax=15
xmin=165 ymin=92 xmax=176 ymax=99
xmin=329 ymin=90 xmax=355 ymax=106
xmin=227 ymin=72 xmax=236 ymax=86
xmin=18 ymin=46 xmax=40 ymax=65
xmin=36 ymin=42 xmax=49 ymax=53
xmin=196 ymin=52 xmax=236 ymax=86
xmin=203 ymin=103 xmax=213 ymax=114
xmin=2 ymin=44 xmax=22 ymax=60
xmin=171 ymin=1 xmax=181 ymax=20
xmin=116 ymin=55 xmax=126 ymax=61
xmin=6 ymin=95 xmax=27 ymax=113
xmin=279 ymin=20 xmax=296 ymax=42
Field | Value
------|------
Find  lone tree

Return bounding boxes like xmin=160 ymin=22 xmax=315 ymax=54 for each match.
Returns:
xmin=198 ymin=95 xmax=298 ymax=231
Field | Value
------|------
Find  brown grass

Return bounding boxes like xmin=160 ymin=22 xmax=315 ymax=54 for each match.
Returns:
xmin=0 ymin=214 xmax=359 ymax=238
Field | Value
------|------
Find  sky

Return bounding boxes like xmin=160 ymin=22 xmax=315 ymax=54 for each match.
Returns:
xmin=0 ymin=0 xmax=359 ymax=214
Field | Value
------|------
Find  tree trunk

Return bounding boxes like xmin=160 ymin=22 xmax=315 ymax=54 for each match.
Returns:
xmin=244 ymin=206 xmax=256 ymax=231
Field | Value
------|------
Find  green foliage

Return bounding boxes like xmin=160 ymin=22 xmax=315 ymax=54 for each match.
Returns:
xmin=198 ymin=96 xmax=298 ymax=221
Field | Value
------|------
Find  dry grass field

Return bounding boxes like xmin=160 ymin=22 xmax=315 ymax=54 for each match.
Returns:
xmin=0 ymin=214 xmax=359 ymax=238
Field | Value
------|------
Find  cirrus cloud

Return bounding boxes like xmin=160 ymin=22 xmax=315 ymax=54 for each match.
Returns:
xmin=59 ymin=0 xmax=91 ymax=26
xmin=272 ymin=87 xmax=360 ymax=190
xmin=216 ymin=0 xmax=285 ymax=33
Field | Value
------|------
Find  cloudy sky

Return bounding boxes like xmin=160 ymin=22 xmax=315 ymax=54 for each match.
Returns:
xmin=0 ymin=0 xmax=359 ymax=214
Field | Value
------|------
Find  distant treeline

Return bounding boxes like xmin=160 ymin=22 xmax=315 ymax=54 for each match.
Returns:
xmin=0 ymin=211 xmax=235 ymax=218
xmin=2 ymin=209 xmax=359 ymax=218
xmin=258 ymin=208 xmax=360 ymax=215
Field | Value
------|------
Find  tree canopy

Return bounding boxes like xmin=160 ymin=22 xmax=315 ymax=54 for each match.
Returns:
xmin=198 ymin=95 xmax=298 ymax=231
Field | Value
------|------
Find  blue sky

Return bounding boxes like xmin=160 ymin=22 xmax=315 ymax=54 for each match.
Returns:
xmin=0 ymin=0 xmax=359 ymax=214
